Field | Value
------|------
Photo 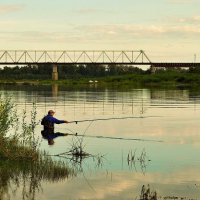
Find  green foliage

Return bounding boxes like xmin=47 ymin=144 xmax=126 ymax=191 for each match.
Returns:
xmin=0 ymin=154 xmax=75 ymax=200
xmin=0 ymin=96 xmax=18 ymax=137
xmin=0 ymin=96 xmax=41 ymax=160
xmin=21 ymin=104 xmax=40 ymax=150
xmin=0 ymin=64 xmax=145 ymax=80
xmin=0 ymin=95 xmax=76 ymax=200
xmin=189 ymin=66 xmax=200 ymax=73
xmin=1 ymin=65 xmax=200 ymax=88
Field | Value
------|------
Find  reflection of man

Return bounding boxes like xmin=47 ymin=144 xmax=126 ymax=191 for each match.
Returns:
xmin=41 ymin=110 xmax=68 ymax=145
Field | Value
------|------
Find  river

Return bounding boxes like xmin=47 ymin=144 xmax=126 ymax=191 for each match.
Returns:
xmin=1 ymin=84 xmax=200 ymax=200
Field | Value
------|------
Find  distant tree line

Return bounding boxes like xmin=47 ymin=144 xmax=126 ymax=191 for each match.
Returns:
xmin=0 ymin=64 xmax=145 ymax=79
xmin=0 ymin=64 xmax=200 ymax=80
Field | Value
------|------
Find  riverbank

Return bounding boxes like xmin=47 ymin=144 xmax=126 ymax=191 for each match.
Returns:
xmin=1 ymin=72 xmax=200 ymax=88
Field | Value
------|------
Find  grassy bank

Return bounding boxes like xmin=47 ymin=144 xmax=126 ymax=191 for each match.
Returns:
xmin=0 ymin=95 xmax=75 ymax=174
xmin=0 ymin=97 xmax=39 ymax=161
xmin=0 ymin=95 xmax=77 ymax=199
xmin=1 ymin=71 xmax=200 ymax=88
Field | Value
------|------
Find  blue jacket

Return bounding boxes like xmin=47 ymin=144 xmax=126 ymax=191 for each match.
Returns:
xmin=41 ymin=115 xmax=65 ymax=134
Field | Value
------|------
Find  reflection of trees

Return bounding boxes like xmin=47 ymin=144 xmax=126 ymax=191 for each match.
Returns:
xmin=150 ymin=89 xmax=189 ymax=101
xmin=0 ymin=144 xmax=105 ymax=200
xmin=0 ymin=157 xmax=76 ymax=200
xmin=0 ymin=84 xmax=150 ymax=116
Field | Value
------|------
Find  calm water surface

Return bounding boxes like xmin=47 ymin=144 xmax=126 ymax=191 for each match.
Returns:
xmin=1 ymin=84 xmax=200 ymax=200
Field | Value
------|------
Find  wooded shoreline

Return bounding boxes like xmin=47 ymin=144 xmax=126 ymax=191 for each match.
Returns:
xmin=1 ymin=71 xmax=200 ymax=87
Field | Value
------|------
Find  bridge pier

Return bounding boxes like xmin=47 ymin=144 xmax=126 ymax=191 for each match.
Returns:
xmin=52 ymin=64 xmax=58 ymax=80
xmin=150 ymin=65 xmax=156 ymax=74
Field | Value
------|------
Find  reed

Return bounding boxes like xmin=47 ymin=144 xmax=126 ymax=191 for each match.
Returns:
xmin=140 ymin=184 xmax=157 ymax=200
xmin=0 ymin=96 xmax=39 ymax=160
xmin=127 ymin=148 xmax=151 ymax=173
xmin=49 ymin=135 xmax=105 ymax=172
xmin=0 ymin=95 xmax=76 ymax=199
xmin=0 ymin=95 xmax=75 ymax=168
xmin=0 ymin=154 xmax=76 ymax=200
xmin=0 ymin=96 xmax=17 ymax=137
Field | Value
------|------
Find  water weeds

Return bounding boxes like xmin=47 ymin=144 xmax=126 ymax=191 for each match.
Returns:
xmin=49 ymin=135 xmax=105 ymax=171
xmin=138 ymin=184 xmax=198 ymax=200
xmin=0 ymin=156 xmax=75 ymax=200
xmin=140 ymin=184 xmax=157 ymax=200
xmin=127 ymin=148 xmax=150 ymax=173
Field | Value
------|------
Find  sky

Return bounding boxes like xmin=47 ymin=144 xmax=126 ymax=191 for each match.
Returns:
xmin=0 ymin=0 xmax=200 ymax=62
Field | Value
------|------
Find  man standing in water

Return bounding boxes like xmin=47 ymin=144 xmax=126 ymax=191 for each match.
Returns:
xmin=41 ymin=110 xmax=68 ymax=145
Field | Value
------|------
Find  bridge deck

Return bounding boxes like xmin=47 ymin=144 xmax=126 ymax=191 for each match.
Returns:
xmin=0 ymin=50 xmax=199 ymax=67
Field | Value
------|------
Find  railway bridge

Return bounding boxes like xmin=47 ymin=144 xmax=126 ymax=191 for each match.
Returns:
xmin=0 ymin=50 xmax=199 ymax=80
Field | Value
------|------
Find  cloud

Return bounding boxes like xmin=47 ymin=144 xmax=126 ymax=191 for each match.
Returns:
xmin=73 ymin=8 xmax=116 ymax=15
xmin=41 ymin=166 xmax=200 ymax=199
xmin=179 ymin=16 xmax=200 ymax=23
xmin=0 ymin=30 xmax=85 ymax=46
xmin=0 ymin=21 xmax=199 ymax=57
xmin=74 ymin=8 xmax=104 ymax=14
xmin=167 ymin=0 xmax=194 ymax=3
xmin=74 ymin=24 xmax=200 ymax=40
xmin=0 ymin=4 xmax=25 ymax=15
xmin=0 ymin=23 xmax=199 ymax=46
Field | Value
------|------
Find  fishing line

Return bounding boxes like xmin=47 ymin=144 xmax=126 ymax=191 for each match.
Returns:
xmin=72 ymin=120 xmax=94 ymax=148
xmin=62 ymin=132 xmax=164 ymax=143
xmin=68 ymin=115 xmax=162 ymax=124
xmin=62 ymin=115 xmax=163 ymax=143
xmin=83 ymin=120 xmax=94 ymax=135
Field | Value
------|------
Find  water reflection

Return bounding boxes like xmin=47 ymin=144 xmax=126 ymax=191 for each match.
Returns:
xmin=139 ymin=184 xmax=200 ymax=200
xmin=140 ymin=184 xmax=157 ymax=200
xmin=1 ymin=84 xmax=199 ymax=118
xmin=52 ymin=84 xmax=58 ymax=98
xmin=127 ymin=148 xmax=151 ymax=174
xmin=1 ymin=84 xmax=200 ymax=199
xmin=0 ymin=84 xmax=151 ymax=116
xmin=0 ymin=158 xmax=75 ymax=200
xmin=49 ymin=136 xmax=106 ymax=173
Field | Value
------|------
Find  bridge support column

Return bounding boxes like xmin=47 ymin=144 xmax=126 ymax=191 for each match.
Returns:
xmin=150 ymin=65 xmax=156 ymax=74
xmin=52 ymin=64 xmax=58 ymax=80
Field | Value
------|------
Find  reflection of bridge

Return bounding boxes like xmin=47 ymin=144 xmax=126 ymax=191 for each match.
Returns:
xmin=0 ymin=50 xmax=199 ymax=80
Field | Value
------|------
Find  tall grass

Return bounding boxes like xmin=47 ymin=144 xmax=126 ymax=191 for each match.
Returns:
xmin=0 ymin=96 xmax=39 ymax=160
xmin=0 ymin=156 xmax=76 ymax=200
xmin=0 ymin=96 xmax=18 ymax=137
xmin=0 ymin=95 xmax=74 ymax=163
xmin=0 ymin=95 xmax=76 ymax=199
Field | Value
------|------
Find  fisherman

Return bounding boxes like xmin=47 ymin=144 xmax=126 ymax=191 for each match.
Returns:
xmin=41 ymin=110 xmax=68 ymax=145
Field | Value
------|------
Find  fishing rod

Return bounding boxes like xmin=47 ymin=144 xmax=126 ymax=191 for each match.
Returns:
xmin=63 ymin=132 xmax=164 ymax=143
xmin=68 ymin=115 xmax=162 ymax=124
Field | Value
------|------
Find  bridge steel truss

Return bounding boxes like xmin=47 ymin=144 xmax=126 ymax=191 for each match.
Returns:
xmin=1 ymin=50 xmax=200 ymax=67
xmin=0 ymin=50 xmax=151 ymax=65
xmin=1 ymin=50 xmax=200 ymax=80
